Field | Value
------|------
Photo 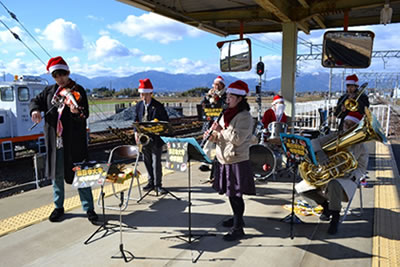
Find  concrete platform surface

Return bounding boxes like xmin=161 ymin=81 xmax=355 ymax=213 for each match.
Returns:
xmin=0 ymin=141 xmax=399 ymax=267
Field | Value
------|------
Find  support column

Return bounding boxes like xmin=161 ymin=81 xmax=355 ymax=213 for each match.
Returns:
xmin=280 ymin=23 xmax=297 ymax=131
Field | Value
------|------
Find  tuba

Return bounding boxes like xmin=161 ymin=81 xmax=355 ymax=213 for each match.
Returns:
xmin=299 ymin=107 xmax=386 ymax=187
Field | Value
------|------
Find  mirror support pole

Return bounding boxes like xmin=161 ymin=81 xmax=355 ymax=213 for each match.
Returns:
xmin=281 ymin=22 xmax=298 ymax=133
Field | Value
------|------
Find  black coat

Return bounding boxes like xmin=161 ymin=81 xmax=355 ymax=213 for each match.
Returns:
xmin=334 ymin=90 xmax=369 ymax=130
xmin=30 ymin=81 xmax=89 ymax=184
xmin=134 ymin=98 xmax=169 ymax=147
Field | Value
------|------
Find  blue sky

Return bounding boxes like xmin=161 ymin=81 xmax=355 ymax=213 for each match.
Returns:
xmin=0 ymin=0 xmax=399 ymax=80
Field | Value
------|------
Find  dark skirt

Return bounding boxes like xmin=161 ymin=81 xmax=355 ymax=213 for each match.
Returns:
xmin=212 ymin=160 xmax=256 ymax=197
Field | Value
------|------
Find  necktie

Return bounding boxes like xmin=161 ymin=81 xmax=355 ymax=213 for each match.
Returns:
xmin=143 ymin=105 xmax=148 ymax=122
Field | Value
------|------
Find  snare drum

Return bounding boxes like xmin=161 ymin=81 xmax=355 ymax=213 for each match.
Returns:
xmin=267 ymin=122 xmax=287 ymax=144
xmin=249 ymin=144 xmax=276 ymax=180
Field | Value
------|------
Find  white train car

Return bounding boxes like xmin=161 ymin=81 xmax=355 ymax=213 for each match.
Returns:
xmin=0 ymin=75 xmax=48 ymax=161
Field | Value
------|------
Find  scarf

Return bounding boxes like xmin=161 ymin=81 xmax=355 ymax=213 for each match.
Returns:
xmin=223 ymin=106 xmax=239 ymax=128
xmin=53 ymin=80 xmax=76 ymax=148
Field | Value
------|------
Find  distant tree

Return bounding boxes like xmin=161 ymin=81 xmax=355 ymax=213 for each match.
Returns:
xmin=115 ymin=87 xmax=139 ymax=97
xmin=92 ymin=86 xmax=113 ymax=97
xmin=180 ymin=87 xmax=209 ymax=97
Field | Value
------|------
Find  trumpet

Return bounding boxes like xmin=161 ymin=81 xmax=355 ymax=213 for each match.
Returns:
xmin=343 ymin=82 xmax=368 ymax=112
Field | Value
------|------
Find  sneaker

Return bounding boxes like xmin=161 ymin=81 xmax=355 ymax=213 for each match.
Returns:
xmin=143 ymin=183 xmax=154 ymax=191
xmin=222 ymin=217 xmax=245 ymax=228
xmin=49 ymin=208 xmax=64 ymax=222
xmin=223 ymin=228 xmax=245 ymax=241
xmin=199 ymin=165 xmax=211 ymax=172
xmin=156 ymin=187 xmax=167 ymax=195
xmin=87 ymin=209 xmax=98 ymax=223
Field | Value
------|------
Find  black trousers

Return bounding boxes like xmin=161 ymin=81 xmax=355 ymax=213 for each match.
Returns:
xmin=142 ymin=144 xmax=163 ymax=187
xmin=229 ymin=196 xmax=245 ymax=229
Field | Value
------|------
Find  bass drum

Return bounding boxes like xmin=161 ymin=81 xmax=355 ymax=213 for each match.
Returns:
xmin=249 ymin=144 xmax=276 ymax=180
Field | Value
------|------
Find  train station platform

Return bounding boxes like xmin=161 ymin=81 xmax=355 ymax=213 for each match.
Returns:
xmin=0 ymin=141 xmax=399 ymax=267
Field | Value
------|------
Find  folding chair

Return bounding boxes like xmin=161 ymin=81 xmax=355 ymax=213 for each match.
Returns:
xmin=341 ymin=175 xmax=365 ymax=223
xmin=97 ymin=145 xmax=142 ymax=211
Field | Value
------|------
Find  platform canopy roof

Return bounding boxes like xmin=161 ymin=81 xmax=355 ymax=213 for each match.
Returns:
xmin=117 ymin=0 xmax=400 ymax=36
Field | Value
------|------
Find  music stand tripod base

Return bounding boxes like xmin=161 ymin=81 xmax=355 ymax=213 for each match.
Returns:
xmin=137 ymin=187 xmax=181 ymax=203
xmin=84 ymin=191 xmax=136 ymax=245
xmin=281 ymin=213 xmax=304 ymax=224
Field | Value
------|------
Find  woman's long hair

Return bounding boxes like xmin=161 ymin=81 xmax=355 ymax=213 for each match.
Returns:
xmin=234 ymin=95 xmax=250 ymax=112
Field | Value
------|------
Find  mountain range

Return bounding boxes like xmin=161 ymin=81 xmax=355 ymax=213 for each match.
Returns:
xmin=4 ymin=71 xmax=345 ymax=93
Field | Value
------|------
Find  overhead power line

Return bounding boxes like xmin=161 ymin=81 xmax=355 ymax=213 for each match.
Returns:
xmin=0 ymin=19 xmax=46 ymax=66
xmin=0 ymin=0 xmax=52 ymax=58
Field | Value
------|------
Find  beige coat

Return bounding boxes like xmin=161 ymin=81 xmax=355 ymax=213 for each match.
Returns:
xmin=211 ymin=110 xmax=253 ymax=164
xmin=296 ymin=142 xmax=369 ymax=201
xmin=336 ymin=142 xmax=368 ymax=200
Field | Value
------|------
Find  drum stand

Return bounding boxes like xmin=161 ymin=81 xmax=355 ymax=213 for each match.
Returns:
xmin=281 ymin=162 xmax=303 ymax=239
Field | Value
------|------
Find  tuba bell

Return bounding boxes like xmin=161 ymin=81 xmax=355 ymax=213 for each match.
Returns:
xmin=299 ymin=107 xmax=386 ymax=187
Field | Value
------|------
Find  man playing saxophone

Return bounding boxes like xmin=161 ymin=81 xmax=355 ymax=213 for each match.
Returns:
xmin=296 ymin=111 xmax=369 ymax=235
xmin=134 ymin=78 xmax=169 ymax=194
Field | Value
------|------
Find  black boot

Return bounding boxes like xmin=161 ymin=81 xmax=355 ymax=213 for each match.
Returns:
xmin=320 ymin=201 xmax=331 ymax=221
xmin=223 ymin=228 xmax=245 ymax=241
xmin=328 ymin=210 xmax=340 ymax=235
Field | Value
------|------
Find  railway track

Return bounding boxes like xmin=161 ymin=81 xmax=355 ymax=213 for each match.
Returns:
xmin=0 ymin=116 xmax=204 ymax=198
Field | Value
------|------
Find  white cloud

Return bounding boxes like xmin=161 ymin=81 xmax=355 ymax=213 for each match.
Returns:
xmin=68 ymin=56 xmax=80 ymax=64
xmin=71 ymin=62 xmax=167 ymax=79
xmin=140 ymin=55 xmax=162 ymax=63
xmin=0 ymin=58 xmax=43 ymax=75
xmin=89 ymin=35 xmax=142 ymax=60
xmin=1 ymin=49 xmax=8 ymax=54
xmin=87 ymin=15 xmax=103 ymax=21
xmin=169 ymin=57 xmax=215 ymax=74
xmin=16 ymin=52 xmax=25 ymax=57
xmin=0 ymin=26 xmax=23 ymax=44
xmin=109 ymin=13 xmax=203 ymax=44
xmin=42 ymin=18 xmax=83 ymax=51
xmin=99 ymin=30 xmax=109 ymax=36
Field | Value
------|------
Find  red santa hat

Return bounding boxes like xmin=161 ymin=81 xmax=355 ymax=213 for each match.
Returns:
xmin=138 ymin=78 xmax=153 ymax=93
xmin=226 ymin=80 xmax=249 ymax=96
xmin=214 ymin=76 xmax=224 ymax=84
xmin=46 ymin=56 xmax=69 ymax=74
xmin=344 ymin=111 xmax=363 ymax=124
xmin=346 ymin=74 xmax=359 ymax=86
xmin=272 ymin=95 xmax=284 ymax=105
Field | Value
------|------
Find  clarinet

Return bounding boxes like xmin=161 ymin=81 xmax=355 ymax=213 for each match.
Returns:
xmin=200 ymin=104 xmax=227 ymax=148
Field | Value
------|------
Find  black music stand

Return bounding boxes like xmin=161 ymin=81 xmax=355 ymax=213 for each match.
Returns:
xmin=159 ymin=137 xmax=215 ymax=243
xmin=133 ymin=122 xmax=180 ymax=203
xmin=279 ymin=133 xmax=318 ymax=239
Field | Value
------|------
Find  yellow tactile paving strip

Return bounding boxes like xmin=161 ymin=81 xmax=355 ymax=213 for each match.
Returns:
xmin=0 ymin=168 xmax=174 ymax=238
xmin=372 ymin=142 xmax=400 ymax=267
